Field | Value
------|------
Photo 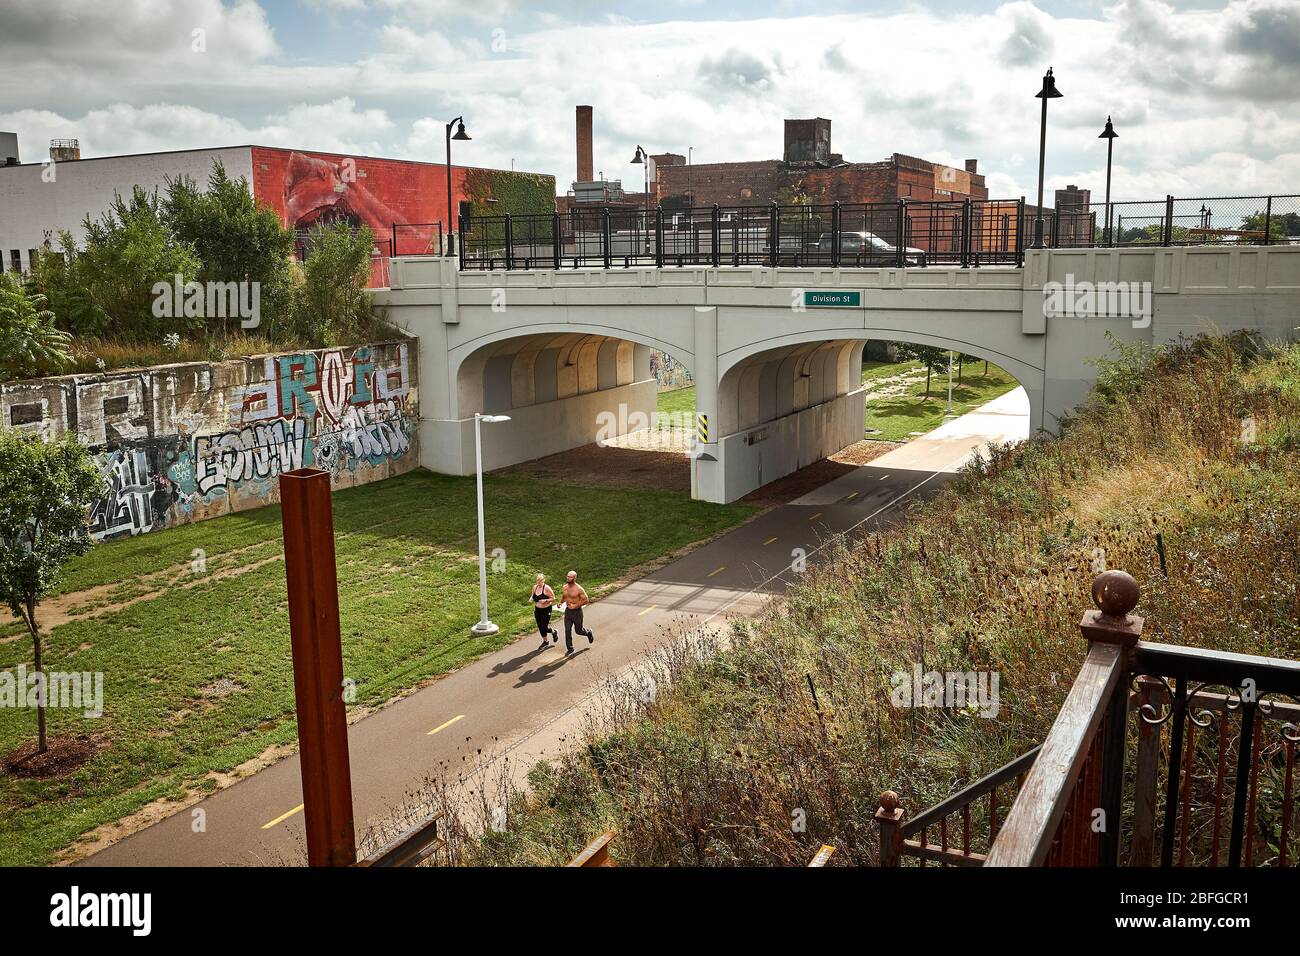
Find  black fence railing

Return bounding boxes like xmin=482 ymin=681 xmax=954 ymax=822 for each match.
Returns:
xmin=391 ymin=222 xmax=444 ymax=258
xmin=450 ymin=193 xmax=1300 ymax=270
xmin=459 ymin=199 xmax=1031 ymax=271
xmin=1055 ymin=194 xmax=1300 ymax=248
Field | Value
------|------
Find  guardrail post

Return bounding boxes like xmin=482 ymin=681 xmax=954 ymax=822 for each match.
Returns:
xmin=831 ymin=202 xmax=842 ymax=267
xmin=1080 ymin=570 xmax=1144 ymax=867
xmin=712 ymin=204 xmax=722 ymax=268
xmin=875 ymin=790 xmax=904 ymax=866
xmin=457 ymin=213 xmax=466 ymax=270
xmin=1050 ymin=206 xmax=1060 ymax=248
xmin=279 ymin=468 xmax=355 ymax=867
xmin=602 ymin=205 xmax=612 ymax=269
xmin=1263 ymin=196 xmax=1273 ymax=246
xmin=552 ymin=211 xmax=561 ymax=269
xmin=1163 ymin=195 xmax=1174 ymax=246
xmin=961 ymin=198 xmax=972 ymax=268
xmin=504 ymin=214 xmax=514 ymax=271
xmin=1013 ymin=196 xmax=1024 ymax=265
xmin=391 ymin=222 xmax=398 ymax=259
xmin=895 ymin=200 xmax=906 ymax=268
xmin=655 ymin=206 xmax=664 ymax=267
xmin=766 ymin=203 xmax=777 ymax=268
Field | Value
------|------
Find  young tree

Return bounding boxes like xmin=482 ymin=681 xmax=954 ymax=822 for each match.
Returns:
xmin=0 ymin=272 xmax=73 ymax=382
xmin=295 ymin=222 xmax=377 ymax=345
xmin=898 ymin=344 xmax=950 ymax=397
xmin=0 ymin=430 xmax=102 ymax=754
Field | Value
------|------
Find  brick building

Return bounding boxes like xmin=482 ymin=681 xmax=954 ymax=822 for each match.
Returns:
xmin=654 ymin=117 xmax=989 ymax=208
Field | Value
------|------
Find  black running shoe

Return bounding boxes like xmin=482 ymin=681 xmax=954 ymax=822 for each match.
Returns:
xmin=588 ymin=630 xmax=595 ymax=644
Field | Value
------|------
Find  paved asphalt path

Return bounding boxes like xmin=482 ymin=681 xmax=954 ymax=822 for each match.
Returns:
xmin=80 ymin=389 xmax=1029 ymax=866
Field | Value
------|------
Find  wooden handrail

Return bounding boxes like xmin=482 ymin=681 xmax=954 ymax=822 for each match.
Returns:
xmin=985 ymin=641 xmax=1125 ymax=866
xmin=355 ymin=812 xmax=446 ymax=868
xmin=900 ymin=745 xmax=1041 ymax=838
xmin=567 ymin=830 xmax=616 ymax=867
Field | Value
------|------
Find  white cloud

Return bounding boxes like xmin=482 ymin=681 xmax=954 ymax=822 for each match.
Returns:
xmin=1 ymin=0 xmax=1297 ymax=199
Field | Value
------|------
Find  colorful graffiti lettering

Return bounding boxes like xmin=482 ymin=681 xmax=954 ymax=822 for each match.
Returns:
xmin=0 ymin=340 xmax=418 ymax=542
xmin=193 ymin=417 xmax=309 ymax=496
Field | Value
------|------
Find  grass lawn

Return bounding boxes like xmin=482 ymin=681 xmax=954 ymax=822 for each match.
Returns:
xmin=865 ymin=362 xmax=1019 ymax=442
xmin=0 ymin=469 xmax=754 ymax=866
xmin=656 ymin=362 xmax=1019 ymax=444
xmin=656 ymin=385 xmax=696 ymax=418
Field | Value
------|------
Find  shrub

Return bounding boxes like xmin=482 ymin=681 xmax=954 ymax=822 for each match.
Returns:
xmin=0 ymin=272 xmax=73 ymax=382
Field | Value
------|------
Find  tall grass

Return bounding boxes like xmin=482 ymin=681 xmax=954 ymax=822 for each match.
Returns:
xmin=410 ymin=334 xmax=1300 ymax=866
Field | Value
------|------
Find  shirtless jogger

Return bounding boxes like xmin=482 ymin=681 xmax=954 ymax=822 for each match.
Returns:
xmin=560 ymin=570 xmax=595 ymax=656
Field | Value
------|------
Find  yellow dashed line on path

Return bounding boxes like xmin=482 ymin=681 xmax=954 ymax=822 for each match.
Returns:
xmin=843 ymin=491 xmax=858 ymax=501
xmin=763 ymin=536 xmax=778 ymax=546
xmin=809 ymin=512 xmax=823 ymax=522
xmin=638 ymin=605 xmax=657 ymax=616
xmin=708 ymin=566 xmax=726 ymax=578
xmin=427 ymin=714 xmax=465 ymax=736
xmin=262 ymin=804 xmax=303 ymax=830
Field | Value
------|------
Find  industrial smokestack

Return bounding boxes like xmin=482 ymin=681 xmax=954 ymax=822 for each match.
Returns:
xmin=576 ymin=105 xmax=593 ymax=183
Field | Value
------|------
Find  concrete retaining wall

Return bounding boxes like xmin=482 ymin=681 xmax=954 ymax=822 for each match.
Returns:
xmin=0 ymin=339 xmax=418 ymax=540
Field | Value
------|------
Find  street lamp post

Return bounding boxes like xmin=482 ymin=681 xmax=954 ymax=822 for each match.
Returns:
xmin=1098 ymin=116 xmax=1118 ymax=246
xmin=631 ymin=145 xmax=651 ymax=252
xmin=471 ymin=412 xmax=510 ymax=636
xmin=687 ymin=146 xmax=694 ymax=207
xmin=946 ymin=350 xmax=954 ymax=417
xmin=445 ymin=116 xmax=471 ymax=257
xmin=1032 ymin=68 xmax=1062 ymax=249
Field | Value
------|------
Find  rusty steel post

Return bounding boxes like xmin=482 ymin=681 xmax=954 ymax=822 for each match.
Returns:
xmin=280 ymin=468 xmax=356 ymax=867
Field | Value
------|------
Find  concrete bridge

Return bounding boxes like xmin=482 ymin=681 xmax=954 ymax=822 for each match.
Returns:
xmin=373 ymin=244 xmax=1300 ymax=503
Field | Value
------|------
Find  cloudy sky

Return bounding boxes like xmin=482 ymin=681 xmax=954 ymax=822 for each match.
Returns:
xmin=2 ymin=0 xmax=1298 ymax=200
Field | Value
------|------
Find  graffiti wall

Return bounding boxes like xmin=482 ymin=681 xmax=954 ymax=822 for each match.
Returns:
xmin=0 ymin=340 xmax=419 ymax=541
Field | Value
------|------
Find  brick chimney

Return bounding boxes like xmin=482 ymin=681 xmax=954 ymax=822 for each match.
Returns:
xmin=965 ymin=159 xmax=978 ymax=174
xmin=576 ymin=105 xmax=594 ymax=182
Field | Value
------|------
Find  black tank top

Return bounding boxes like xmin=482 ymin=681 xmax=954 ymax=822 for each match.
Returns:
xmin=532 ymin=587 xmax=549 ymax=604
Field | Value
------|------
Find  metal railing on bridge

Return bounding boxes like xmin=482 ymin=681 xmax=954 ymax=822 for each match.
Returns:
xmin=454 ymin=192 xmax=1300 ymax=271
xmin=458 ymin=198 xmax=1032 ymax=271
xmin=1053 ymin=194 xmax=1300 ymax=249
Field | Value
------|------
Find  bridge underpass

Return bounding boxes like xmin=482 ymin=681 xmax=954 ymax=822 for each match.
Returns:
xmin=373 ymin=244 xmax=1300 ymax=503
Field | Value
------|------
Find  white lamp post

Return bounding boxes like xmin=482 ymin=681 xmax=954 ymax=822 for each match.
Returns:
xmin=945 ymin=350 xmax=954 ymax=417
xmin=471 ymin=412 xmax=511 ymax=636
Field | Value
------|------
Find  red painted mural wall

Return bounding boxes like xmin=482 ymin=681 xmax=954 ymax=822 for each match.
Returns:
xmin=249 ymin=146 xmax=469 ymax=254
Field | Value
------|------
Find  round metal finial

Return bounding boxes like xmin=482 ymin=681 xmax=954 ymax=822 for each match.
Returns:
xmin=879 ymin=790 xmax=899 ymax=813
xmin=1092 ymin=570 xmax=1139 ymax=619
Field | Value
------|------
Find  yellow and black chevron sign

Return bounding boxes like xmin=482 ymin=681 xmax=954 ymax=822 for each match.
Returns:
xmin=696 ymin=413 xmax=710 ymax=444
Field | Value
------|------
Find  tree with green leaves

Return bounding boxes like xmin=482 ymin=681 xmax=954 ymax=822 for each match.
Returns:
xmin=898 ymin=344 xmax=951 ymax=397
xmin=164 ymin=161 xmax=295 ymax=338
xmin=295 ymin=221 xmax=377 ymax=346
xmin=0 ymin=430 xmax=102 ymax=754
xmin=31 ymin=187 xmax=201 ymax=341
xmin=0 ymin=272 xmax=73 ymax=382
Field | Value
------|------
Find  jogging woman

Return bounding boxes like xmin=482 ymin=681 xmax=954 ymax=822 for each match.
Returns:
xmin=531 ymin=573 xmax=560 ymax=650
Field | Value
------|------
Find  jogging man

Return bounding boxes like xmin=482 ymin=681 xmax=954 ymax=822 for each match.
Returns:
xmin=560 ymin=570 xmax=595 ymax=655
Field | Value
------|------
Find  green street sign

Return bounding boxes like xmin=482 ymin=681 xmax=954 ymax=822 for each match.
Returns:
xmin=804 ymin=290 xmax=861 ymax=307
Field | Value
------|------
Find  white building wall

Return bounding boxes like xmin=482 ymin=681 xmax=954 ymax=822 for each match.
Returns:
xmin=0 ymin=146 xmax=254 ymax=273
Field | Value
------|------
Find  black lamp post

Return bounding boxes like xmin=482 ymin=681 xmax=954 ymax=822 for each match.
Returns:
xmin=1032 ymin=68 xmax=1062 ymax=249
xmin=1098 ymin=115 xmax=1117 ymax=247
xmin=630 ymin=145 xmax=650 ymax=213
xmin=631 ymin=145 xmax=651 ymax=253
xmin=445 ymin=116 xmax=471 ymax=255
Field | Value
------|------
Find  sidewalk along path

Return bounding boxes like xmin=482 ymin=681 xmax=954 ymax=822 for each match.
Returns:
xmin=78 ymin=388 xmax=1030 ymax=866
